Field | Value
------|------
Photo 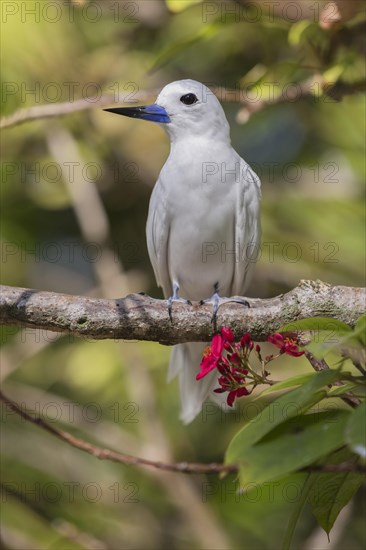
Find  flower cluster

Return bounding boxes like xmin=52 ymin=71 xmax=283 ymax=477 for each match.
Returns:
xmin=267 ymin=333 xmax=305 ymax=357
xmin=196 ymin=327 xmax=304 ymax=407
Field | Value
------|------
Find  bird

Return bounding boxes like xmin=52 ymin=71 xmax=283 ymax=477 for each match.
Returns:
xmin=105 ymin=79 xmax=261 ymax=423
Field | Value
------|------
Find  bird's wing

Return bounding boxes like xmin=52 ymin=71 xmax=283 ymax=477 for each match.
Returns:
xmin=146 ymin=176 xmax=172 ymax=298
xmin=232 ymin=160 xmax=261 ymax=296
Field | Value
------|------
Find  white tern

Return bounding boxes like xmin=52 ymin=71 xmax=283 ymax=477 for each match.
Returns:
xmin=105 ymin=79 xmax=261 ymax=423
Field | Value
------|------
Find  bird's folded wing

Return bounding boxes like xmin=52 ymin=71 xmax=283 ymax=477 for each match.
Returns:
xmin=146 ymin=177 xmax=172 ymax=298
xmin=233 ymin=161 xmax=261 ymax=296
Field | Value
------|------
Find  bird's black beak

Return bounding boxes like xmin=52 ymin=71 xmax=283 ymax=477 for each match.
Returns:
xmin=104 ymin=103 xmax=170 ymax=123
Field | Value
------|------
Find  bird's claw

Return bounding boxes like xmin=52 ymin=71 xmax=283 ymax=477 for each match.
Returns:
xmin=167 ymin=285 xmax=191 ymax=322
xmin=201 ymin=294 xmax=250 ymax=327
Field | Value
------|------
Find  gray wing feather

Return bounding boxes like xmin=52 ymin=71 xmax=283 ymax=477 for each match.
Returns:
xmin=146 ymin=177 xmax=172 ymax=298
xmin=232 ymin=161 xmax=261 ymax=295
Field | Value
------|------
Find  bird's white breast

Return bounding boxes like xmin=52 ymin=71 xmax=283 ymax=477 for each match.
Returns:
xmin=157 ymin=139 xmax=242 ymax=301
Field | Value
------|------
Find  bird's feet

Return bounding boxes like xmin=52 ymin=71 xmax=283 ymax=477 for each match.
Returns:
xmin=200 ymin=283 xmax=250 ymax=327
xmin=167 ymin=283 xmax=191 ymax=322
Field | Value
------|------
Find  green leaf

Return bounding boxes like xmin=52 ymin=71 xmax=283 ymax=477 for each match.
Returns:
xmin=282 ymin=474 xmax=317 ymax=550
xmin=309 ymin=449 xmax=365 ymax=535
xmin=259 ymin=410 xmax=344 ymax=442
xmin=288 ymin=19 xmax=325 ymax=48
xmin=165 ymin=0 xmax=201 ymax=13
xmin=327 ymin=382 xmax=360 ymax=397
xmin=234 ymin=411 xmax=350 ymax=486
xmin=279 ymin=317 xmax=352 ymax=334
xmin=345 ymin=402 xmax=366 ymax=460
xmin=149 ymin=22 xmax=220 ymax=73
xmin=261 ymin=373 xmax=316 ymax=395
xmin=354 ymin=315 xmax=366 ymax=346
xmin=306 ymin=317 xmax=366 ymax=359
xmin=288 ymin=20 xmax=313 ymax=46
xmin=323 ymin=63 xmax=347 ymax=85
xmin=330 ymin=315 xmax=366 ymax=350
xmin=226 ymin=369 xmax=342 ymax=464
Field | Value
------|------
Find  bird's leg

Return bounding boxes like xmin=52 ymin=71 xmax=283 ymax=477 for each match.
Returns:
xmin=200 ymin=282 xmax=221 ymax=325
xmin=200 ymin=283 xmax=250 ymax=326
xmin=167 ymin=283 xmax=192 ymax=322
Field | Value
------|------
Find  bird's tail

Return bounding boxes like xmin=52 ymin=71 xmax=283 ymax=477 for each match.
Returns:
xmin=168 ymin=342 xmax=226 ymax=424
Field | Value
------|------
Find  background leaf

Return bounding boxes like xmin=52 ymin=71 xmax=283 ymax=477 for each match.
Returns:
xmin=309 ymin=449 xmax=365 ymax=535
xmin=261 ymin=372 xmax=317 ymax=395
xmin=226 ymin=369 xmax=343 ymax=464
xmin=234 ymin=411 xmax=350 ymax=486
xmin=345 ymin=402 xmax=366 ymax=461
xmin=165 ymin=0 xmax=202 ymax=13
xmin=279 ymin=317 xmax=352 ymax=334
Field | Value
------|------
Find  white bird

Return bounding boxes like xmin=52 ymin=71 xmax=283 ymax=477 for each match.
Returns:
xmin=105 ymin=80 xmax=261 ymax=423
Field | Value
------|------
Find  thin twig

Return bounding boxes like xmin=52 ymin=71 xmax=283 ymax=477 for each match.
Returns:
xmin=1 ymin=390 xmax=366 ymax=475
xmin=304 ymin=350 xmax=362 ymax=409
xmin=0 ymin=90 xmax=156 ymax=130
xmin=305 ymin=462 xmax=366 ymax=473
xmin=0 ymin=96 xmax=112 ymax=129
xmin=2 ymin=80 xmax=365 ymax=130
xmin=0 ymin=389 xmax=235 ymax=475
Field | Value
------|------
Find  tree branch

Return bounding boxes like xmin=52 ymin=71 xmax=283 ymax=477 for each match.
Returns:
xmin=219 ymin=78 xmax=366 ymax=123
xmin=0 ymin=389 xmax=235 ymax=475
xmin=0 ymin=90 xmax=157 ymax=130
xmin=1 ymin=389 xmax=365 ymax=475
xmin=1 ymin=281 xmax=365 ymax=344
xmin=1 ymin=80 xmax=365 ymax=130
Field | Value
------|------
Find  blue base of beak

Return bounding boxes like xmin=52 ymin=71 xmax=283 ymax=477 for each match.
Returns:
xmin=104 ymin=103 xmax=170 ymax=123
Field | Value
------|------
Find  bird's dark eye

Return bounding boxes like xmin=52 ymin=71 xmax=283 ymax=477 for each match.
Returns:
xmin=180 ymin=93 xmax=198 ymax=105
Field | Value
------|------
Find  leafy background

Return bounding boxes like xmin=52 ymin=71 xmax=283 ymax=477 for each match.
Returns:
xmin=1 ymin=1 xmax=365 ymax=548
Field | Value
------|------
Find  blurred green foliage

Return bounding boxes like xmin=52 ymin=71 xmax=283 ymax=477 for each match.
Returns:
xmin=1 ymin=1 xmax=365 ymax=548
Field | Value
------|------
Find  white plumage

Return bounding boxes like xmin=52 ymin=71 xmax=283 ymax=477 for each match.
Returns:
xmin=106 ymin=79 xmax=261 ymax=423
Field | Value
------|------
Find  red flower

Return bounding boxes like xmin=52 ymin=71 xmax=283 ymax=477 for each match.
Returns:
xmin=196 ymin=334 xmax=225 ymax=380
xmin=214 ymin=384 xmax=250 ymax=407
xmin=267 ymin=333 xmax=284 ymax=347
xmin=228 ymin=351 xmax=240 ymax=365
xmin=227 ymin=387 xmax=250 ymax=407
xmin=284 ymin=343 xmax=305 ymax=357
xmin=240 ymin=333 xmax=252 ymax=348
xmin=221 ymin=327 xmax=235 ymax=343
xmin=268 ymin=333 xmax=304 ymax=357
xmin=196 ymin=328 xmax=237 ymax=380
xmin=197 ymin=327 xmax=255 ymax=406
xmin=195 ymin=327 xmax=305 ymax=409
xmin=213 ymin=368 xmax=250 ymax=406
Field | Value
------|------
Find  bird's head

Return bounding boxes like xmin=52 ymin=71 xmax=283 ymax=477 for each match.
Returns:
xmin=104 ymin=79 xmax=230 ymax=142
